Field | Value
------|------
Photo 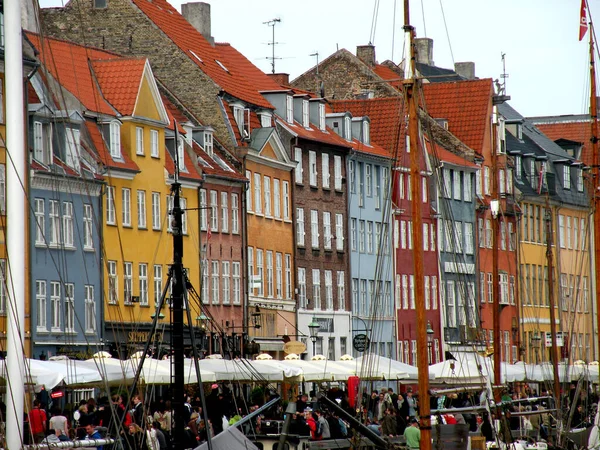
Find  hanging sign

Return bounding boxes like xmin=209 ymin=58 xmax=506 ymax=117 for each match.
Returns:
xmin=353 ymin=334 xmax=370 ymax=352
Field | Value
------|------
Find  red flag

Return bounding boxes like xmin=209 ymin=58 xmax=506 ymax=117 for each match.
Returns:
xmin=580 ymin=0 xmax=588 ymax=41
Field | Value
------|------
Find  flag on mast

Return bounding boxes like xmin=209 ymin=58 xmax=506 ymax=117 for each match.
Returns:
xmin=580 ymin=0 xmax=588 ymax=41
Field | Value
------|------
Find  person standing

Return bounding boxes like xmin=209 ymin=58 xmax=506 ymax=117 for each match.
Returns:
xmin=49 ymin=408 xmax=68 ymax=436
xmin=29 ymin=399 xmax=47 ymax=444
xmin=403 ymin=418 xmax=421 ymax=449
xmin=131 ymin=395 xmax=144 ymax=426
xmin=315 ymin=410 xmax=331 ymax=439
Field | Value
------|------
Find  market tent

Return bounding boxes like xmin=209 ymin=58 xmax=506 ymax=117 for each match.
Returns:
xmin=40 ymin=359 xmax=103 ymax=386
xmin=350 ymin=354 xmax=419 ymax=381
xmin=276 ymin=360 xmax=354 ymax=381
xmin=196 ymin=359 xmax=288 ymax=382
xmin=429 ymin=359 xmax=487 ymax=385
xmin=0 ymin=359 xmax=66 ymax=389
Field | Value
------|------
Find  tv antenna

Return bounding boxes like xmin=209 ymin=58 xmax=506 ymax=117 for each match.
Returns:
xmin=263 ymin=18 xmax=281 ymax=74
xmin=496 ymin=52 xmax=509 ymax=96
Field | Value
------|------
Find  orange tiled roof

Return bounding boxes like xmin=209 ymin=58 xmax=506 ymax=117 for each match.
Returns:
xmin=164 ymin=148 xmax=203 ymax=182
xmin=427 ymin=139 xmax=477 ymax=168
xmin=26 ymin=32 xmax=118 ymax=116
xmin=91 ymin=58 xmax=147 ymax=116
xmin=534 ymin=120 xmax=592 ymax=166
xmin=84 ymin=120 xmax=140 ymax=172
xmin=422 ymin=79 xmax=494 ymax=152
xmin=130 ymin=0 xmax=273 ymax=109
xmin=373 ymin=64 xmax=402 ymax=90
xmin=192 ymin=141 xmax=247 ymax=181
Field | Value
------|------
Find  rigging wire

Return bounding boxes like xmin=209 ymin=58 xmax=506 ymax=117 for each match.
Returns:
xmin=438 ymin=0 xmax=455 ymax=66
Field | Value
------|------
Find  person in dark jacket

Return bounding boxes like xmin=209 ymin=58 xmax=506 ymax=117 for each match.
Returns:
xmin=152 ymin=421 xmax=168 ymax=450
xmin=381 ymin=408 xmax=397 ymax=437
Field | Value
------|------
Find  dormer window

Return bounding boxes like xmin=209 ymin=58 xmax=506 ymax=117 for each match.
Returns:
xmin=33 ymin=121 xmax=53 ymax=165
xmin=65 ymin=127 xmax=80 ymax=170
xmin=286 ymin=96 xmax=293 ymax=124
xmin=515 ymin=156 xmax=522 ymax=179
xmin=577 ymin=168 xmax=584 ymax=192
xmin=563 ymin=164 xmax=571 ymax=190
xmin=319 ymin=104 xmax=326 ymax=131
xmin=260 ymin=113 xmax=272 ymax=128
xmin=363 ymin=119 xmax=370 ymax=145
xmin=302 ymin=100 xmax=309 ymax=128
xmin=344 ymin=116 xmax=351 ymax=141
xmin=204 ymin=130 xmax=214 ymax=156
xmin=233 ymin=105 xmax=250 ymax=139
xmin=529 ymin=159 xmax=537 ymax=191
xmin=497 ymin=117 xmax=506 ymax=154
xmin=517 ymin=124 xmax=523 ymax=140
xmin=109 ymin=121 xmax=121 ymax=158
xmin=177 ymin=137 xmax=185 ymax=171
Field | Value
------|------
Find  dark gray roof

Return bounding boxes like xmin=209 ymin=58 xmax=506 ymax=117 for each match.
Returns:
xmin=416 ymin=63 xmax=465 ymax=83
xmin=249 ymin=127 xmax=275 ymax=152
xmin=528 ymin=113 xmax=589 ymax=124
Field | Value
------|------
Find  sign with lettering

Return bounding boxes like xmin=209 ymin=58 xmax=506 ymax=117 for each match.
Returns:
xmin=316 ymin=318 xmax=334 ymax=333
xmin=353 ymin=334 xmax=370 ymax=352
xmin=283 ymin=341 xmax=307 ymax=355
xmin=545 ymin=331 xmax=564 ymax=347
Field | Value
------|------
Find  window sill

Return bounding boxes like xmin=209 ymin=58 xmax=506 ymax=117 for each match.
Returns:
xmin=36 ymin=329 xmax=49 ymax=334
xmin=84 ymin=247 xmax=95 ymax=253
xmin=122 ymin=224 xmax=133 ymax=229
xmin=65 ymin=331 xmax=77 ymax=336
xmin=85 ymin=331 xmax=96 ymax=336
xmin=323 ymin=186 xmax=331 ymax=191
xmin=151 ymin=154 xmax=160 ymax=159
xmin=136 ymin=152 xmax=145 ymax=157
xmin=138 ymin=226 xmax=148 ymax=231
xmin=139 ymin=304 xmax=150 ymax=308
xmin=50 ymin=328 xmax=63 ymax=334
xmin=336 ymin=249 xmax=345 ymax=253
xmin=295 ymin=182 xmax=304 ymax=187
xmin=124 ymin=303 xmax=133 ymax=307
xmin=265 ymin=215 xmax=273 ymax=220
xmin=35 ymin=242 xmax=47 ymax=248
xmin=254 ymin=213 xmax=264 ymax=217
xmin=284 ymin=219 xmax=293 ymax=224
xmin=324 ymin=248 xmax=333 ymax=253
xmin=107 ymin=222 xmax=117 ymax=227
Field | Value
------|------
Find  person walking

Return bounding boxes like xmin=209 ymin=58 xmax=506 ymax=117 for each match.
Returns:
xmin=403 ymin=418 xmax=421 ymax=449
xmin=29 ymin=399 xmax=47 ymax=444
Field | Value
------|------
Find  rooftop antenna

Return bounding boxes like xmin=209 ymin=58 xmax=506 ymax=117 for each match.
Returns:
xmin=310 ymin=51 xmax=320 ymax=75
xmin=263 ymin=18 xmax=281 ymax=73
xmin=496 ymin=52 xmax=509 ymax=96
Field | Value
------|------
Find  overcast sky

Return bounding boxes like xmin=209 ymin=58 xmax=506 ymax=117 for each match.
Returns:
xmin=38 ymin=0 xmax=597 ymax=118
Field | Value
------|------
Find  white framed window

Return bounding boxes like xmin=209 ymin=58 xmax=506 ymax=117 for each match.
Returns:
xmin=485 ymin=219 xmax=492 ymax=248
xmin=204 ymin=131 xmax=214 ymax=155
xmin=322 ymin=153 xmax=330 ymax=188
xmin=475 ymin=169 xmax=482 ymax=196
xmin=136 ymin=127 xmax=144 ymax=155
xmin=275 ymin=253 xmax=283 ymax=299
xmin=352 ymin=279 xmax=359 ymax=312
xmin=302 ymin=99 xmax=309 ymax=127
xmin=36 ymin=280 xmax=47 ymax=330
xmin=312 ymin=269 xmax=321 ymax=308
xmin=298 ymin=268 xmax=307 ymax=308
xmin=232 ymin=193 xmax=239 ymax=233
xmin=432 ymin=276 xmax=438 ymax=309
xmin=335 ymin=214 xmax=344 ymax=251
xmin=294 ymin=148 xmax=303 ymax=184
xmin=137 ymin=190 xmax=146 ymax=229
xmin=85 ymin=285 xmax=96 ymax=333
xmin=256 ymin=250 xmax=264 ymax=297
xmin=465 ymin=222 xmax=474 ymax=255
xmin=210 ymin=190 xmax=219 ymax=231
xmin=296 ymin=208 xmax=305 ymax=246
xmin=337 ymin=271 xmax=345 ymax=310
xmin=283 ymin=181 xmax=290 ymax=220
xmin=65 ymin=283 xmax=75 ymax=333
xmin=351 ymin=218 xmax=357 ymax=251
xmin=311 ymin=210 xmax=320 ymax=249
xmin=50 ymin=281 xmax=61 ymax=331
xmin=212 ymin=260 xmax=220 ymax=303
xmin=0 ymin=165 xmax=4 ymax=214
xmin=253 ymin=174 xmax=262 ymax=214
xmin=34 ymin=198 xmax=45 ymax=245
xmin=484 ymin=166 xmax=490 ymax=195
xmin=199 ymin=189 xmax=208 ymax=231
xmin=83 ymin=204 xmax=94 ymax=250
xmin=334 ymin=155 xmax=342 ymax=190
xmin=108 ymin=261 xmax=118 ymax=304
xmin=139 ymin=263 xmax=148 ymax=306
xmin=266 ymin=251 xmax=274 ymax=297
xmin=446 ymin=280 xmax=456 ymax=327
xmin=152 ymin=192 xmax=161 ymax=230
xmin=273 ymin=179 xmax=281 ymax=219
xmin=122 ymin=188 xmax=131 ymax=226
xmin=150 ymin=129 xmax=159 ymax=158
xmin=566 ymin=216 xmax=572 ymax=249
xmin=263 ymin=176 xmax=271 ymax=216
xmin=319 ymin=103 xmax=326 ymax=130
xmin=153 ymin=265 xmax=162 ymax=307
xmin=286 ymin=95 xmax=293 ymax=124
xmin=564 ymin=165 xmax=571 ymax=190
xmin=180 ymin=197 xmax=188 ymax=234
xmin=454 ymin=220 xmax=463 ymax=253
xmin=222 ymin=261 xmax=231 ymax=304
xmin=577 ymin=169 xmax=584 ymax=192
xmin=285 ymin=254 xmax=292 ymax=299
xmin=359 ymin=280 xmax=367 ymax=315
xmin=367 ymin=221 xmax=373 ymax=253
xmin=409 ymin=275 xmax=415 ymax=309
xmin=344 ymin=116 xmax=351 ymax=140
xmin=349 ymin=160 xmax=355 ymax=193
xmin=106 ymin=186 xmax=116 ymax=225
xmin=325 ymin=270 xmax=333 ymax=310
xmin=323 ymin=212 xmax=332 ymax=250
xmin=359 ymin=220 xmax=366 ymax=253
xmin=559 ymin=215 xmax=565 ymax=248
xmin=246 ymin=170 xmax=253 ymax=212
xmin=365 ymin=164 xmax=372 ymax=197
xmin=232 ymin=262 xmax=241 ymax=305
xmin=62 ymin=202 xmax=74 ymax=248
xmin=260 ymin=113 xmax=271 ymax=128
xmin=453 ymin=170 xmax=461 ymax=199
xmin=124 ymin=262 xmax=133 ymax=304
xmin=376 ymin=222 xmax=382 ymax=253
xmin=65 ymin=128 xmax=80 ymax=169
xmin=177 ymin=137 xmax=185 ymax=171
xmin=464 ymin=172 xmax=472 ymax=201
xmin=247 ymin=247 xmax=254 ymax=294
xmin=109 ymin=121 xmax=121 ymax=158
xmin=425 ymin=276 xmax=430 ymax=310
xmin=309 ymin=151 xmax=318 ymax=186
xmin=33 ymin=121 xmax=43 ymax=162
xmin=358 ymin=162 xmax=364 ymax=206
xmin=421 ymin=176 xmax=428 ymax=203
xmin=443 ymin=168 xmax=452 ymax=198
xmin=487 ymin=272 xmax=493 ymax=303
xmin=221 ymin=192 xmax=229 ymax=232
xmin=49 ymin=200 xmax=60 ymax=246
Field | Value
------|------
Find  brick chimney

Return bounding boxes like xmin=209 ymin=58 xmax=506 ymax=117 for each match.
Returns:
xmin=455 ymin=62 xmax=476 ymax=80
xmin=414 ymin=38 xmax=433 ymax=65
xmin=356 ymin=44 xmax=376 ymax=67
xmin=181 ymin=2 xmax=214 ymax=46
xmin=267 ymin=73 xmax=290 ymax=86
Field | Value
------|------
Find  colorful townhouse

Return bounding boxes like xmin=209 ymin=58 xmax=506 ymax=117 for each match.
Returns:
xmin=501 ymin=103 xmax=594 ymax=364
xmin=27 ymin=34 xmax=204 ymax=357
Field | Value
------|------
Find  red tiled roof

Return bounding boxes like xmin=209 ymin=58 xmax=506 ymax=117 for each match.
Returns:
xmin=422 ymin=79 xmax=494 ymax=152
xmin=91 ymin=58 xmax=147 ymax=116
xmin=84 ymin=120 xmax=140 ymax=172
xmin=192 ymin=141 xmax=247 ymax=181
xmin=28 ymin=82 xmax=40 ymax=104
xmin=164 ymin=148 xmax=203 ymax=181
xmin=534 ymin=120 xmax=592 ymax=166
xmin=26 ymin=32 xmax=118 ymax=116
xmin=279 ymin=119 xmax=353 ymax=150
xmin=130 ymin=0 xmax=273 ymax=109
xmin=427 ymin=139 xmax=477 ymax=168
xmin=373 ymin=64 xmax=402 ymax=90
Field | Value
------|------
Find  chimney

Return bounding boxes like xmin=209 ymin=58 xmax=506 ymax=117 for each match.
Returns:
xmin=455 ymin=62 xmax=476 ymax=80
xmin=267 ymin=73 xmax=290 ymax=87
xmin=356 ymin=44 xmax=376 ymax=67
xmin=414 ymin=38 xmax=433 ymax=65
xmin=181 ymin=2 xmax=214 ymax=46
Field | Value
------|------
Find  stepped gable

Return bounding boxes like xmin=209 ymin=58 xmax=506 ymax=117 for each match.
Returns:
xmin=130 ymin=0 xmax=273 ymax=109
xmin=26 ymin=32 xmax=119 ymax=116
xmin=91 ymin=58 xmax=148 ymax=116
xmin=422 ymin=78 xmax=494 ymax=152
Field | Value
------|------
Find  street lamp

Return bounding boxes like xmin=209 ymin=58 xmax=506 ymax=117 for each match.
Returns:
xmin=531 ymin=331 xmax=542 ymax=364
xmin=426 ymin=321 xmax=434 ymax=364
xmin=308 ymin=317 xmax=320 ymax=356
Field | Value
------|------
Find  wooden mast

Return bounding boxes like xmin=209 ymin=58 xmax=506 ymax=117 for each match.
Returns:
xmin=491 ymin=110 xmax=501 ymax=393
xmin=402 ymin=2 xmax=431 ymax=450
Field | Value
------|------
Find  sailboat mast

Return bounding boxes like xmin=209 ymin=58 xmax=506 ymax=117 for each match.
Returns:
xmin=402 ymin=2 xmax=431 ymax=450
xmin=589 ymin=22 xmax=600 ymax=362
xmin=5 ymin=0 xmax=27 ymax=448
xmin=491 ymin=111 xmax=501 ymax=392
xmin=545 ymin=199 xmax=561 ymax=419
